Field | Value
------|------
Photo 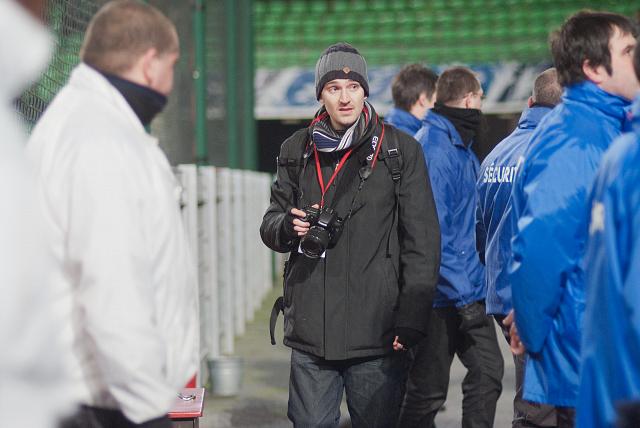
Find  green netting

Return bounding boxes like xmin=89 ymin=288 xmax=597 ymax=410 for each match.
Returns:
xmin=17 ymin=0 xmax=106 ymax=127
xmin=147 ymin=0 xmax=196 ymax=165
xmin=255 ymin=0 xmax=640 ymax=68
xmin=15 ymin=0 xmax=253 ymax=168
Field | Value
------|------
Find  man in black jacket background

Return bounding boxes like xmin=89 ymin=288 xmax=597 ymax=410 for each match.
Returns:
xmin=260 ymin=42 xmax=441 ymax=427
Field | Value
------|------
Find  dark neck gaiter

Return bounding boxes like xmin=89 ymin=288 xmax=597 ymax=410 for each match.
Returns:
xmin=432 ymin=103 xmax=481 ymax=146
xmin=100 ymin=71 xmax=168 ymax=127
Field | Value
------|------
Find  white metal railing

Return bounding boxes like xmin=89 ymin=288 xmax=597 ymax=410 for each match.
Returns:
xmin=175 ymin=165 xmax=274 ymax=383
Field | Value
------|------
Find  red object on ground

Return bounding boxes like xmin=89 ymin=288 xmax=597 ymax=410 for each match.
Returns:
xmin=169 ymin=387 xmax=205 ymax=419
xmin=186 ymin=375 xmax=196 ymax=388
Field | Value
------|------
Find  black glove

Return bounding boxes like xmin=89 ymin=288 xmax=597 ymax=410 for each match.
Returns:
xmin=395 ymin=327 xmax=425 ymax=349
xmin=282 ymin=210 xmax=298 ymax=240
xmin=458 ymin=301 xmax=489 ymax=332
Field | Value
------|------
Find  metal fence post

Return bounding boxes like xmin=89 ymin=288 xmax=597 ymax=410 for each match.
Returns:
xmin=198 ymin=166 xmax=219 ymax=360
xmin=176 ymin=164 xmax=203 ymax=382
xmin=231 ymin=169 xmax=246 ymax=335
xmin=217 ymin=168 xmax=235 ymax=354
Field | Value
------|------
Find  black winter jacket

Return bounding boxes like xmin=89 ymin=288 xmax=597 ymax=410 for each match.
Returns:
xmin=260 ymin=121 xmax=441 ymax=360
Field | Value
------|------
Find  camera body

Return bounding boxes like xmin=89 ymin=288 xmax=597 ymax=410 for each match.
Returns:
xmin=300 ymin=206 xmax=344 ymax=258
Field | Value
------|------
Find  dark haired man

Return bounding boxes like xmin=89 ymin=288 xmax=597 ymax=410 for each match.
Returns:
xmin=399 ymin=66 xmax=503 ymax=428
xmin=507 ymin=11 xmax=639 ymax=427
xmin=260 ymin=43 xmax=440 ymax=427
xmin=476 ymin=68 xmax=562 ymax=428
xmin=385 ymin=63 xmax=438 ymax=136
xmin=27 ymin=2 xmax=197 ymax=427
xmin=577 ymin=44 xmax=640 ymax=428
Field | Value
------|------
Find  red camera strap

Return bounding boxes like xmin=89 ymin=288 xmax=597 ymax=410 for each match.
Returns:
xmin=311 ymin=122 xmax=385 ymax=209
xmin=313 ymin=145 xmax=354 ymax=208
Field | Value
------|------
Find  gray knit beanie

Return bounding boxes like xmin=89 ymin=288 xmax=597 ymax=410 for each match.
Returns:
xmin=315 ymin=42 xmax=369 ymax=100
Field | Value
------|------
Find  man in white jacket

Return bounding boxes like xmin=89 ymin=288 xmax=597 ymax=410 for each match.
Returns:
xmin=27 ymin=1 xmax=199 ymax=427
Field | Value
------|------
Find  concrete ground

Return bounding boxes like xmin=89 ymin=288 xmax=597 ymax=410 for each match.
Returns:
xmin=199 ymin=287 xmax=516 ymax=427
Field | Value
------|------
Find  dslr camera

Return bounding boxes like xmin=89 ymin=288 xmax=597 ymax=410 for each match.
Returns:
xmin=300 ymin=206 xmax=344 ymax=259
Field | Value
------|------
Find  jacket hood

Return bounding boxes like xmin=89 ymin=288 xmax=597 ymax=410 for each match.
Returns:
xmin=423 ymin=110 xmax=466 ymax=148
xmin=385 ymin=107 xmax=422 ymax=136
xmin=518 ymin=105 xmax=553 ymax=130
xmin=564 ymin=81 xmax=630 ymax=127
xmin=0 ymin=2 xmax=53 ymax=99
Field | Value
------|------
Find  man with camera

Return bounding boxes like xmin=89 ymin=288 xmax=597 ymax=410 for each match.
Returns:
xmin=398 ymin=67 xmax=503 ymax=428
xmin=260 ymin=42 xmax=441 ymax=427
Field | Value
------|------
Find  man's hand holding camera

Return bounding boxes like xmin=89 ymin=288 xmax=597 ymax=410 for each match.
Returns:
xmin=286 ymin=205 xmax=419 ymax=352
xmin=285 ymin=207 xmax=315 ymax=237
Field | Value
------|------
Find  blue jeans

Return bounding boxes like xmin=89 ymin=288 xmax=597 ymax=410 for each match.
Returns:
xmin=288 ymin=349 xmax=409 ymax=428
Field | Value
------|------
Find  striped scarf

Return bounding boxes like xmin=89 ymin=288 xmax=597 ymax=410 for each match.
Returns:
xmin=310 ymin=102 xmax=374 ymax=152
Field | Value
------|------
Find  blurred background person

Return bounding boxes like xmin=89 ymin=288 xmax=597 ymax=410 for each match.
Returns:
xmin=385 ymin=63 xmax=438 ymax=136
xmin=476 ymin=67 xmax=562 ymax=428
xmin=400 ymin=66 xmax=503 ymax=428
xmin=508 ymin=11 xmax=639 ymax=427
xmin=578 ymin=44 xmax=640 ymax=428
xmin=27 ymin=1 xmax=199 ymax=427
xmin=0 ymin=1 xmax=76 ymax=427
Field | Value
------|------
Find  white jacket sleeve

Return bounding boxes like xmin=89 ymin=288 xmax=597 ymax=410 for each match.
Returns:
xmin=0 ymin=136 xmax=76 ymax=428
xmin=67 ymin=140 xmax=175 ymax=423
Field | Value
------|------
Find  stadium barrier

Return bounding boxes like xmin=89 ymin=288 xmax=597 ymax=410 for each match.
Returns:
xmin=175 ymin=165 xmax=275 ymax=386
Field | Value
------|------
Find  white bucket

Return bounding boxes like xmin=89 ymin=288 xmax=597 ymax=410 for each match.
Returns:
xmin=208 ymin=356 xmax=244 ymax=397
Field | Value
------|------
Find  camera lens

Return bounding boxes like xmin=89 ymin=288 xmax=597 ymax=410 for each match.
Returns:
xmin=300 ymin=226 xmax=330 ymax=258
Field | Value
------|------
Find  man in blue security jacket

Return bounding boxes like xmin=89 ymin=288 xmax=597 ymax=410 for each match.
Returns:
xmin=577 ymin=47 xmax=640 ymax=428
xmin=507 ymin=11 xmax=638 ymax=427
xmin=476 ymin=68 xmax=562 ymax=428
xmin=385 ymin=63 xmax=438 ymax=136
xmin=399 ymin=66 xmax=503 ymax=428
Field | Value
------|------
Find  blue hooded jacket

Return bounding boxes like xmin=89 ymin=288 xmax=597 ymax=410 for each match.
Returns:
xmin=416 ymin=111 xmax=485 ymax=308
xmin=509 ymin=81 xmax=631 ymax=406
xmin=385 ymin=107 xmax=423 ymax=136
xmin=476 ymin=105 xmax=552 ymax=316
xmin=577 ymin=97 xmax=640 ymax=428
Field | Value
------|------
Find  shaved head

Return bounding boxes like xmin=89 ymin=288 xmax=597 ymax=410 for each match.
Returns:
xmin=532 ymin=68 xmax=562 ymax=106
xmin=80 ymin=0 xmax=178 ymax=75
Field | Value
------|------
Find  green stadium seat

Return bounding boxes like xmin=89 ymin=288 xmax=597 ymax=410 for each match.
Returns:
xmin=268 ymin=0 xmax=286 ymax=15
xmin=289 ymin=1 xmax=306 ymax=14
xmin=371 ymin=0 xmax=388 ymax=12
xmin=351 ymin=0 xmax=369 ymax=13
xmin=254 ymin=0 xmax=636 ymax=68
xmin=310 ymin=2 xmax=327 ymax=14
xmin=254 ymin=2 xmax=267 ymax=15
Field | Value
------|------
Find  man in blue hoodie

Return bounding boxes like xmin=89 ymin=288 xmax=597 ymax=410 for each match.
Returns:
xmin=385 ymin=63 xmax=438 ymax=136
xmin=578 ymin=45 xmax=640 ymax=428
xmin=507 ymin=11 xmax=639 ymax=427
xmin=476 ymin=68 xmax=562 ymax=428
xmin=399 ymin=66 xmax=503 ymax=428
